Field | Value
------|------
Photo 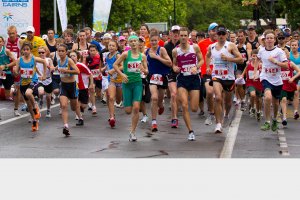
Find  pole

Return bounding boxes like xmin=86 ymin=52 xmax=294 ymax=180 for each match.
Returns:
xmin=173 ymin=0 xmax=176 ymax=25
xmin=54 ymin=0 xmax=57 ymax=33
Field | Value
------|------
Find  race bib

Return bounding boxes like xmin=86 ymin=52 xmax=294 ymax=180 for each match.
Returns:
xmin=248 ymin=70 xmax=259 ymax=80
xmin=214 ymin=68 xmax=228 ymax=79
xmin=53 ymin=69 xmax=60 ymax=75
xmin=150 ymin=74 xmax=163 ymax=85
xmin=91 ymin=69 xmax=101 ymax=78
xmin=181 ymin=64 xmax=195 ymax=76
xmin=20 ymin=68 xmax=33 ymax=79
xmin=127 ymin=61 xmax=141 ymax=73
xmin=281 ymin=71 xmax=290 ymax=81
xmin=140 ymin=72 xmax=146 ymax=79
xmin=264 ymin=67 xmax=279 ymax=76
xmin=0 ymin=71 xmax=6 ymax=80
xmin=80 ymin=50 xmax=89 ymax=57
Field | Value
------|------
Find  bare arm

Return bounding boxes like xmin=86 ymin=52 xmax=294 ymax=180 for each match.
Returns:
xmin=194 ymin=44 xmax=204 ymax=69
xmin=113 ymin=51 xmax=128 ymax=83
xmin=34 ymin=56 xmax=47 ymax=79
xmin=140 ymin=54 xmax=148 ymax=75
xmin=172 ymin=48 xmax=180 ymax=73
xmin=246 ymin=43 xmax=252 ymax=61
xmin=289 ymin=62 xmax=300 ymax=83
xmin=225 ymin=43 xmax=243 ymax=64
xmin=205 ymin=45 xmax=212 ymax=74
xmin=153 ymin=47 xmax=172 ymax=67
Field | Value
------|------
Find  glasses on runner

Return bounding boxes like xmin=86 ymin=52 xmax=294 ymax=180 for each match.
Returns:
xmin=277 ymin=37 xmax=285 ymax=40
xmin=38 ymin=52 xmax=45 ymax=54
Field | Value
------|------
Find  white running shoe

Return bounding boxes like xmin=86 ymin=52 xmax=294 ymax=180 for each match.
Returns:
xmin=140 ymin=115 xmax=148 ymax=123
xmin=75 ymin=115 xmax=79 ymax=120
xmin=214 ymin=123 xmax=223 ymax=133
xmin=46 ymin=110 xmax=51 ymax=118
xmin=129 ymin=133 xmax=137 ymax=142
xmin=205 ymin=114 xmax=213 ymax=125
xmin=14 ymin=110 xmax=21 ymax=117
xmin=188 ymin=132 xmax=196 ymax=141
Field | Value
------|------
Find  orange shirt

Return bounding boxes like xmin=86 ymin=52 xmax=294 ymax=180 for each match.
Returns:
xmin=145 ymin=36 xmax=151 ymax=48
xmin=198 ymin=38 xmax=217 ymax=77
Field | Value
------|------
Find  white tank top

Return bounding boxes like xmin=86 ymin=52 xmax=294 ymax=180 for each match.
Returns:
xmin=36 ymin=58 xmax=52 ymax=85
xmin=211 ymin=41 xmax=235 ymax=80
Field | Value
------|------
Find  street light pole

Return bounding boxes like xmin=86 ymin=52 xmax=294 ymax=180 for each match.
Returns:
xmin=173 ymin=0 xmax=176 ymax=25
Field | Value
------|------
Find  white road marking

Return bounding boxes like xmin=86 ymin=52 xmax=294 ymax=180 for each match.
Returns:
xmin=0 ymin=104 xmax=60 ymax=126
xmin=220 ymin=109 xmax=243 ymax=158
xmin=0 ymin=108 xmax=7 ymax=111
xmin=277 ymin=129 xmax=290 ymax=156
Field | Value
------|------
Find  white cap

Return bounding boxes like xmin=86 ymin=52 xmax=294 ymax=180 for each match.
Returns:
xmin=26 ymin=26 xmax=35 ymax=33
xmin=102 ymin=33 xmax=112 ymax=39
xmin=20 ymin=33 xmax=27 ymax=39
xmin=171 ymin=25 xmax=180 ymax=31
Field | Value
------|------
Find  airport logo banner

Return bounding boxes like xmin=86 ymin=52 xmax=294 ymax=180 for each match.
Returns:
xmin=93 ymin=0 xmax=112 ymax=32
xmin=0 ymin=0 xmax=40 ymax=37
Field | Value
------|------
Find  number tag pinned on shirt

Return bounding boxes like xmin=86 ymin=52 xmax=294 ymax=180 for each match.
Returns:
xmin=150 ymin=74 xmax=163 ymax=85
xmin=20 ymin=68 xmax=33 ymax=79
xmin=0 ymin=71 xmax=6 ymax=80
xmin=181 ymin=64 xmax=194 ymax=76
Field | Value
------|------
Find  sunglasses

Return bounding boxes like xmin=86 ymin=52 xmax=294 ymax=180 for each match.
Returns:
xmin=217 ymin=32 xmax=226 ymax=36
xmin=38 ymin=52 xmax=45 ymax=54
xmin=277 ymin=37 xmax=285 ymax=40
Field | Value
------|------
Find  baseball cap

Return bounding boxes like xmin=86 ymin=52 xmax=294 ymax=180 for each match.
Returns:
xmin=118 ymin=36 xmax=126 ymax=41
xmin=216 ymin=25 xmax=227 ymax=34
xmin=103 ymin=33 xmax=112 ymax=39
xmin=247 ymin=25 xmax=255 ymax=30
xmin=139 ymin=36 xmax=145 ymax=42
xmin=171 ymin=25 xmax=180 ymax=32
xmin=26 ymin=26 xmax=35 ymax=33
xmin=284 ymin=27 xmax=291 ymax=31
xmin=208 ymin=22 xmax=218 ymax=31
xmin=20 ymin=33 xmax=27 ymax=39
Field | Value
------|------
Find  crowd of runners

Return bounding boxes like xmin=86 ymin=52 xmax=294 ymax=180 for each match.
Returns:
xmin=0 ymin=22 xmax=300 ymax=142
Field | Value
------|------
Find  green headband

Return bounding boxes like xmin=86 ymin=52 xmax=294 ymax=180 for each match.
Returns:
xmin=128 ymin=35 xmax=139 ymax=41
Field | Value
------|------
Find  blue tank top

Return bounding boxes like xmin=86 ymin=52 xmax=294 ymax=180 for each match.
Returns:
xmin=106 ymin=52 xmax=119 ymax=82
xmin=290 ymin=52 xmax=300 ymax=66
xmin=146 ymin=47 xmax=170 ymax=75
xmin=20 ymin=56 xmax=38 ymax=84
xmin=58 ymin=57 xmax=73 ymax=78
xmin=0 ymin=47 xmax=11 ymax=74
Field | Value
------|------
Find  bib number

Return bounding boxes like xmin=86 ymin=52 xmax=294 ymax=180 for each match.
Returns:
xmin=281 ymin=71 xmax=290 ymax=81
xmin=264 ymin=67 xmax=279 ymax=76
xmin=0 ymin=71 xmax=6 ymax=79
xmin=248 ymin=70 xmax=259 ymax=80
xmin=214 ymin=68 xmax=228 ymax=79
xmin=150 ymin=74 xmax=163 ymax=85
xmin=181 ymin=64 xmax=195 ymax=76
xmin=91 ymin=69 xmax=101 ymax=78
xmin=20 ymin=68 xmax=33 ymax=79
xmin=127 ymin=61 xmax=141 ymax=73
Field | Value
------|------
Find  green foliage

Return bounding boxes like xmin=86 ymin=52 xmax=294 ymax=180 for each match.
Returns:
xmin=40 ymin=0 xmax=297 ymax=35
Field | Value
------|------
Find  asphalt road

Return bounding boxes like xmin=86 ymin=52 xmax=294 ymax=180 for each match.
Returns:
xmin=0 ymin=97 xmax=299 ymax=158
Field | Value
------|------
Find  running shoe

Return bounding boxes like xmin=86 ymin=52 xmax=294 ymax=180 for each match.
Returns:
xmin=171 ymin=119 xmax=178 ymax=128
xmin=92 ymin=106 xmax=97 ymax=115
xmin=63 ymin=126 xmax=70 ymax=136
xmin=151 ymin=123 xmax=158 ymax=132
xmin=46 ymin=110 xmax=51 ymax=118
xmin=108 ymin=118 xmax=116 ymax=128
xmin=214 ymin=123 xmax=222 ymax=133
xmin=256 ymin=111 xmax=262 ymax=121
xmin=250 ymin=108 xmax=256 ymax=118
xmin=32 ymin=120 xmax=38 ymax=132
xmin=188 ymin=132 xmax=196 ymax=141
xmin=76 ymin=119 xmax=84 ymax=126
xmin=198 ymin=110 xmax=205 ymax=116
xmin=14 ymin=109 xmax=21 ymax=117
xmin=205 ymin=114 xmax=213 ymax=125
xmin=260 ymin=122 xmax=270 ymax=131
xmin=240 ymin=101 xmax=246 ymax=111
xmin=129 ymin=133 xmax=137 ymax=142
xmin=294 ymin=111 xmax=299 ymax=120
xmin=88 ymin=103 xmax=92 ymax=111
xmin=140 ymin=115 xmax=148 ymax=123
xmin=282 ymin=119 xmax=287 ymax=127
xmin=158 ymin=106 xmax=164 ymax=115
xmin=33 ymin=105 xmax=41 ymax=120
xmin=21 ymin=104 xmax=27 ymax=111
xmin=271 ymin=120 xmax=279 ymax=132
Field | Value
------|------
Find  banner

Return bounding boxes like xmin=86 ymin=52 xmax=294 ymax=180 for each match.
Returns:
xmin=0 ymin=0 xmax=40 ymax=37
xmin=57 ymin=0 xmax=67 ymax=32
xmin=93 ymin=0 xmax=112 ymax=32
